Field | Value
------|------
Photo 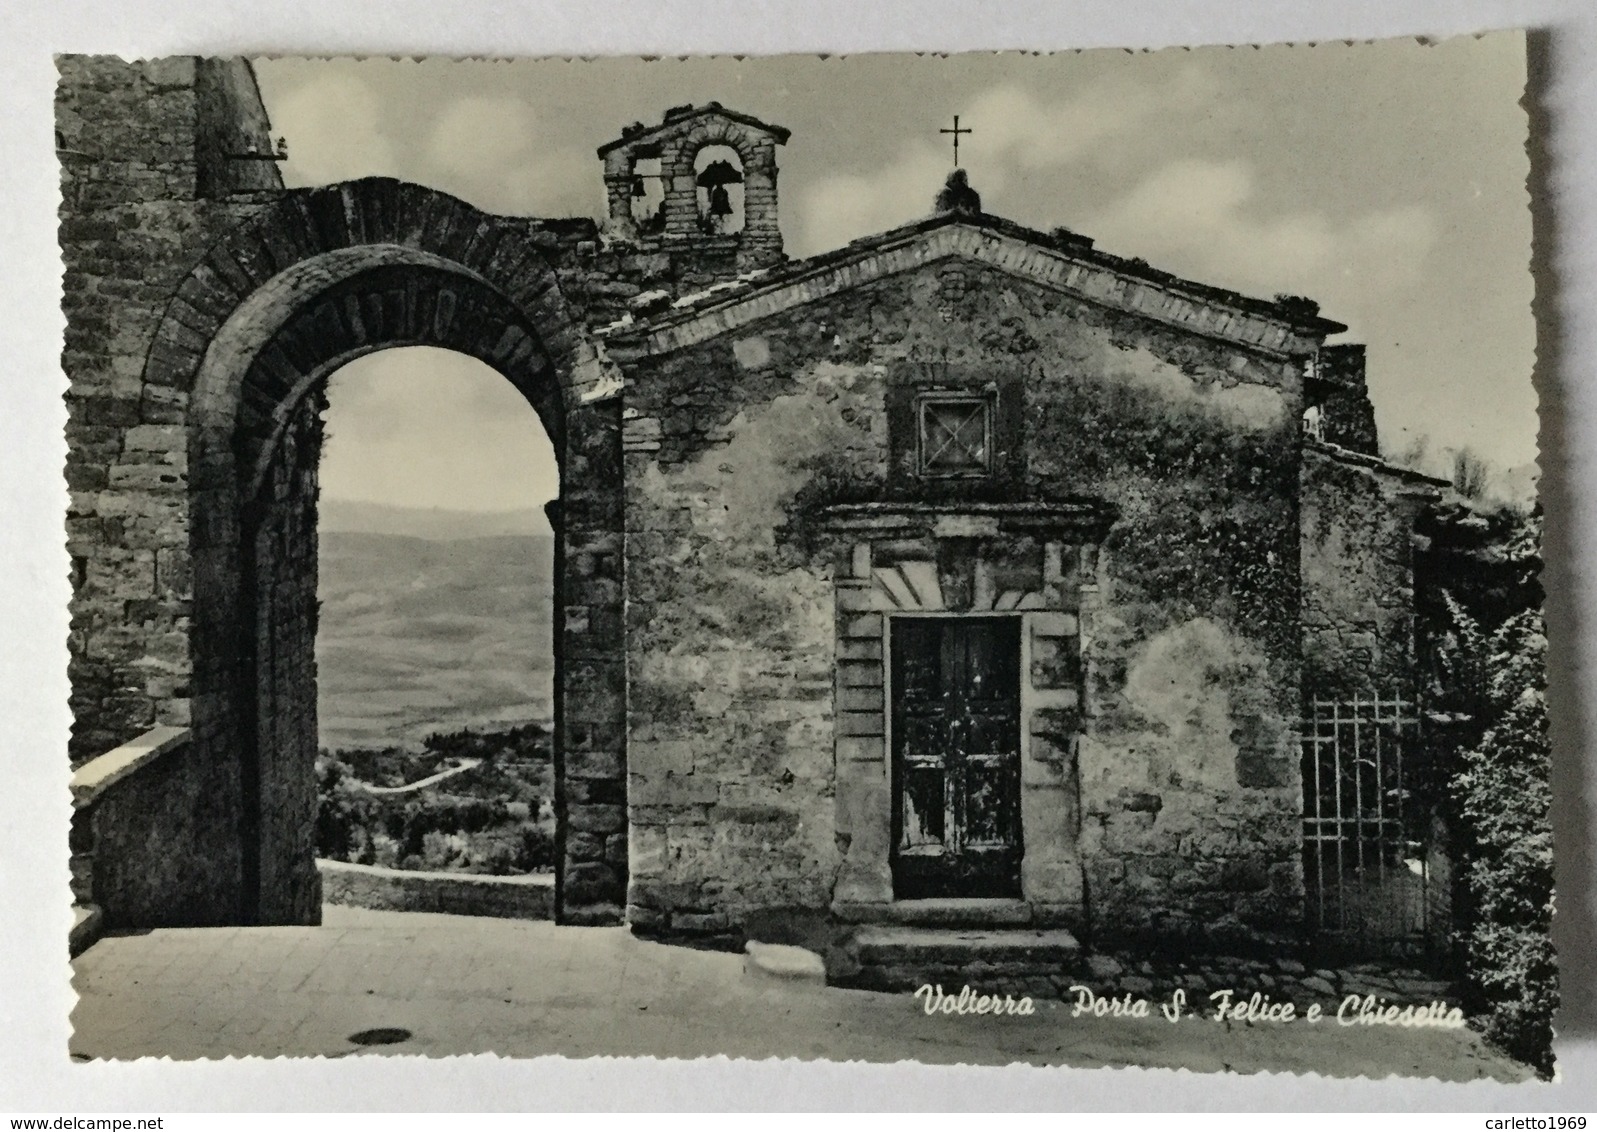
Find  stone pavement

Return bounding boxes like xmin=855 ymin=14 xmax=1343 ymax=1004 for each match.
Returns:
xmin=70 ymin=905 xmax=1531 ymax=1080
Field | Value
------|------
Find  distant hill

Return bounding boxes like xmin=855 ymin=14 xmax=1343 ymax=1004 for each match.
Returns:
xmin=317 ymin=526 xmax=555 ymax=751
xmin=320 ymin=498 xmax=554 ymax=540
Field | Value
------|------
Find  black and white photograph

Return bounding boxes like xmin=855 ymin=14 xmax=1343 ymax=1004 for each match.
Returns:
xmin=40 ymin=29 xmax=1566 ymax=1087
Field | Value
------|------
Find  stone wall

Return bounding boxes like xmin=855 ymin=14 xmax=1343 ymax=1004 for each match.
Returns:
xmin=1300 ymin=445 xmax=1436 ymax=693
xmin=619 ymin=257 xmax=1312 ymax=947
xmin=553 ymin=398 xmax=630 ymax=924
xmin=78 ymin=731 xmax=247 ymax=928
xmin=1077 ymin=950 xmax=1455 ymax=1012
xmin=193 ymin=59 xmax=288 ymax=199
xmin=59 ymin=56 xmax=282 ymax=765
xmin=245 ymin=387 xmax=325 ymax=924
xmin=620 ymin=357 xmax=863 ymax=933
xmin=319 ymin=859 xmax=555 ymax=920
xmin=1310 ymin=344 xmax=1379 ymax=455
xmin=947 ymin=949 xmax=1457 ymax=1010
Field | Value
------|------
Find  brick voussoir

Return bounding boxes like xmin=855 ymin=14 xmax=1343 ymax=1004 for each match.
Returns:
xmin=172 ymin=269 xmax=241 ymax=327
xmin=301 ymin=187 xmax=354 ymax=252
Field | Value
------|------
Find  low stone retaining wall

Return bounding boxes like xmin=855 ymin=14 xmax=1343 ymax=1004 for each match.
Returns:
xmin=1068 ymin=952 xmax=1457 ymax=1015
xmin=318 ymin=860 xmax=554 ymax=920
xmin=71 ymin=725 xmax=251 ymax=943
xmin=836 ymin=951 xmax=1457 ymax=1010
xmin=824 ymin=919 xmax=1458 ymax=1011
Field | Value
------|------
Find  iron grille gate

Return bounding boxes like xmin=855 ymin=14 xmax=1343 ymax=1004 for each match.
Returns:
xmin=1300 ymin=692 xmax=1437 ymax=950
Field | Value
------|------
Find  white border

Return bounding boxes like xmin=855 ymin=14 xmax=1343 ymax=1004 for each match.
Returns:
xmin=3 ymin=0 xmax=1595 ymax=1112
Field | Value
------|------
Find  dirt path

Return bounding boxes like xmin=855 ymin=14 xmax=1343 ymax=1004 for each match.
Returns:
xmin=358 ymin=758 xmax=483 ymax=795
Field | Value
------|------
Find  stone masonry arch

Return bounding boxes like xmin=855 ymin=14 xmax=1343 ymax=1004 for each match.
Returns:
xmin=144 ymin=179 xmax=626 ymax=927
xmin=659 ymin=119 xmax=779 ymax=256
xmin=598 ymin=106 xmax=785 ymax=270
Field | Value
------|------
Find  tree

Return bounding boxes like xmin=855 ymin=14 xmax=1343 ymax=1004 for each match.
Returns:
xmin=1453 ymin=447 xmax=1491 ymax=501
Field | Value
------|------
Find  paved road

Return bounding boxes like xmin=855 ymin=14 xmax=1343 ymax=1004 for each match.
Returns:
xmin=70 ymin=906 xmax=1531 ymax=1080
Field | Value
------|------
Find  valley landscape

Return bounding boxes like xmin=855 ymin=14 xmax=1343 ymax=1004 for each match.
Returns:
xmin=316 ymin=500 xmax=555 ymax=751
xmin=313 ymin=502 xmax=558 ymax=874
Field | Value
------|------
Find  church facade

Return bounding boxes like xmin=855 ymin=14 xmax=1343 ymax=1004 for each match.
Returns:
xmin=59 ymin=60 xmax=1448 ymax=965
xmin=600 ymin=107 xmax=1444 ymax=950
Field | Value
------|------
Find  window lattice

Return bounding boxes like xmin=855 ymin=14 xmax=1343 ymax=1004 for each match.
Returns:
xmin=918 ymin=396 xmax=992 ymax=477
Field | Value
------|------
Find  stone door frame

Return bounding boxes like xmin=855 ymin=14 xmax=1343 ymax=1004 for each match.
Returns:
xmin=822 ymin=502 xmax=1117 ymax=928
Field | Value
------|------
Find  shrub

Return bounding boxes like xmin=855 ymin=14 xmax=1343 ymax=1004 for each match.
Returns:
xmin=315 ymin=754 xmax=379 ymax=861
xmin=1420 ymin=505 xmax=1555 ymax=1076
xmin=420 ymin=830 xmax=468 ymax=871
xmin=1453 ymin=607 xmax=1557 ymax=1077
xmin=470 ymin=837 xmax=525 ymax=876
xmin=517 ymin=821 xmax=555 ymax=872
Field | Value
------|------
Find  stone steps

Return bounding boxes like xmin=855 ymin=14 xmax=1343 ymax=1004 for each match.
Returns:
xmin=832 ymin=898 xmax=1033 ymax=928
xmin=840 ymin=924 xmax=1082 ymax=997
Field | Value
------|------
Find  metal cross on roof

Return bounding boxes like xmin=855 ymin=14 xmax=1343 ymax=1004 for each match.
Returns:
xmin=939 ymin=115 xmax=972 ymax=167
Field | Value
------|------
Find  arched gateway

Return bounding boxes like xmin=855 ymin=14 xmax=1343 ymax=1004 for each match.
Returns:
xmin=61 ymin=62 xmax=791 ymax=940
xmin=147 ymin=180 xmax=626 ymax=926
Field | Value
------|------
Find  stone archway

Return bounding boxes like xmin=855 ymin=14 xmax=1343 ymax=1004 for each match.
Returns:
xmin=145 ymin=179 xmax=626 ymax=927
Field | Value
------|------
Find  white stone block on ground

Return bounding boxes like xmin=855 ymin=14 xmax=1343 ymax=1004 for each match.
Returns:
xmin=743 ymin=940 xmax=827 ymax=984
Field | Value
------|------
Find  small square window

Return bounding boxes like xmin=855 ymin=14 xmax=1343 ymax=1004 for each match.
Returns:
xmin=917 ymin=395 xmax=993 ymax=478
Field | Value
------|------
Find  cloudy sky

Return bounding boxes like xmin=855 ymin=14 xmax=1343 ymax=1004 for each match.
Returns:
xmin=253 ymin=34 xmax=1534 ymax=514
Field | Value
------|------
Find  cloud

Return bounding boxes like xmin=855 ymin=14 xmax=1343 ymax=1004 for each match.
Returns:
xmin=419 ymin=97 xmax=593 ymax=218
xmin=795 ymin=142 xmax=953 ymax=255
xmin=271 ymin=74 xmax=399 ymax=186
xmin=1083 ymin=159 xmax=1438 ymax=322
xmin=794 ymin=68 xmax=1219 ymax=256
xmin=319 ymin=348 xmax=559 ymax=512
xmin=272 ymin=81 xmax=593 ymax=217
xmin=452 ymin=150 xmax=597 ymax=218
xmin=424 ymin=97 xmax=537 ymax=179
xmin=967 ymin=67 xmax=1218 ymax=171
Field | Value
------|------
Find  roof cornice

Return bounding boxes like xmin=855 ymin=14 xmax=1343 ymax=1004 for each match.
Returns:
xmin=597 ymin=105 xmax=792 ymax=157
xmin=1305 ymin=439 xmax=1451 ymax=492
xmin=602 ymin=214 xmax=1346 ymax=361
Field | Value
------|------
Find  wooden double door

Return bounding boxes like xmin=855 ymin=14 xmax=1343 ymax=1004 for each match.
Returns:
xmin=890 ymin=616 xmax=1023 ymax=899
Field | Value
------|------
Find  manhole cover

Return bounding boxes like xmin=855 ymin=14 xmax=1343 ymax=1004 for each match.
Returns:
xmin=348 ymin=1027 xmax=412 ymax=1046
